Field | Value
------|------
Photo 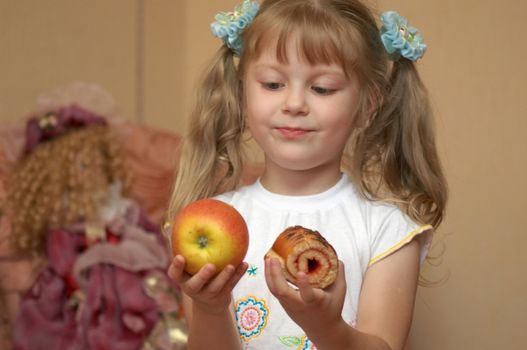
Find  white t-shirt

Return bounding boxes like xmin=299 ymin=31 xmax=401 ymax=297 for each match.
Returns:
xmin=215 ymin=173 xmax=432 ymax=349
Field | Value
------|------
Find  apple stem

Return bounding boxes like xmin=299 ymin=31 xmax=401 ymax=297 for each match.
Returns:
xmin=198 ymin=236 xmax=208 ymax=249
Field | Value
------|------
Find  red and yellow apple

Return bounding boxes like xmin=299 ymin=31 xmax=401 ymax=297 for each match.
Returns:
xmin=171 ymin=198 xmax=249 ymax=275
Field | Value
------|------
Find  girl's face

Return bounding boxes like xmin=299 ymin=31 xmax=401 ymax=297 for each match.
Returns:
xmin=244 ymin=37 xmax=361 ymax=178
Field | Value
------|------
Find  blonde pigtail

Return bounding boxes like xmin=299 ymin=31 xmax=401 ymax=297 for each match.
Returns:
xmin=168 ymin=46 xmax=245 ymax=220
xmin=357 ymin=59 xmax=447 ymax=228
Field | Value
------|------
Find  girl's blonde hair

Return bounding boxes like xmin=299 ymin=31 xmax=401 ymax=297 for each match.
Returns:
xmin=6 ymin=125 xmax=132 ymax=256
xmin=168 ymin=0 xmax=447 ymax=229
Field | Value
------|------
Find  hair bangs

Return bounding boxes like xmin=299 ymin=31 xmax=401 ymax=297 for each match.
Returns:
xmin=240 ymin=0 xmax=364 ymax=77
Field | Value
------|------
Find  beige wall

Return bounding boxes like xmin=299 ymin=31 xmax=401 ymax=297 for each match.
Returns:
xmin=1 ymin=0 xmax=526 ymax=348
xmin=0 ymin=0 xmax=138 ymax=122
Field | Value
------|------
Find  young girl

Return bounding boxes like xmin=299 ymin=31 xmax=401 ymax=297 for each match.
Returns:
xmin=167 ymin=1 xmax=447 ymax=349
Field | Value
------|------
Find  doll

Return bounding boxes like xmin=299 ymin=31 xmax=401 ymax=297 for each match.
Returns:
xmin=0 ymin=101 xmax=187 ymax=349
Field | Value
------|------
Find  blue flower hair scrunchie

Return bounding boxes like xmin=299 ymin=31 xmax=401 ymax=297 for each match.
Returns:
xmin=210 ymin=0 xmax=260 ymax=56
xmin=380 ymin=11 xmax=427 ymax=61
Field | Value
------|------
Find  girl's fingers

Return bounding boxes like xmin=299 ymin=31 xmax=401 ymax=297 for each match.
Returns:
xmin=267 ymin=257 xmax=291 ymax=297
xmin=222 ymin=262 xmax=249 ymax=292
xmin=169 ymin=257 xmax=249 ymax=296
xmin=206 ymin=264 xmax=236 ymax=294
xmin=184 ymin=263 xmax=217 ymax=294
xmin=333 ymin=261 xmax=347 ymax=297
xmin=204 ymin=261 xmax=249 ymax=295
xmin=264 ymin=258 xmax=274 ymax=291
xmin=168 ymin=255 xmax=187 ymax=283
xmin=297 ymin=271 xmax=318 ymax=304
xmin=264 ymin=258 xmax=278 ymax=294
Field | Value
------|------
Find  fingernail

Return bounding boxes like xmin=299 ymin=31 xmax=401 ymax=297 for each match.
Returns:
xmin=206 ymin=264 xmax=217 ymax=274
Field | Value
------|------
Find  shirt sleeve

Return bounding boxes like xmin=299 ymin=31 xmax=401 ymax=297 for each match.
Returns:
xmin=368 ymin=207 xmax=433 ymax=267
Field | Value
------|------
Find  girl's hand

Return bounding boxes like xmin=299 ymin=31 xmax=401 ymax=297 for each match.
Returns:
xmin=264 ymin=258 xmax=347 ymax=335
xmin=168 ymin=255 xmax=248 ymax=315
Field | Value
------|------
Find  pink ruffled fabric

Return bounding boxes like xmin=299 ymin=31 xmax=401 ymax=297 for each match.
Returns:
xmin=13 ymin=269 xmax=78 ymax=349
xmin=12 ymin=211 xmax=173 ymax=349
xmin=79 ymin=264 xmax=159 ymax=350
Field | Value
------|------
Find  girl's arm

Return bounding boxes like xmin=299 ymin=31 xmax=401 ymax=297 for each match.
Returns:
xmin=183 ymin=294 xmax=242 ymax=350
xmin=353 ymin=238 xmax=421 ymax=349
xmin=265 ymin=239 xmax=421 ymax=350
xmin=168 ymin=255 xmax=248 ymax=350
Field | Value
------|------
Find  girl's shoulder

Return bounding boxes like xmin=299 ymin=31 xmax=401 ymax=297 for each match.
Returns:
xmin=213 ymin=180 xmax=255 ymax=204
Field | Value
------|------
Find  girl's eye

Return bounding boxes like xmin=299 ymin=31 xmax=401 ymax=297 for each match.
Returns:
xmin=311 ymin=86 xmax=336 ymax=95
xmin=262 ymin=82 xmax=284 ymax=90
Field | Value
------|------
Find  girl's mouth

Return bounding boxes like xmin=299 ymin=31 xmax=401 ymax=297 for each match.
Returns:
xmin=275 ymin=127 xmax=313 ymax=139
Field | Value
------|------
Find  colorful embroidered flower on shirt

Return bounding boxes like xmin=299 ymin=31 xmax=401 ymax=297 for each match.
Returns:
xmin=235 ymin=296 xmax=269 ymax=341
xmin=380 ymin=11 xmax=427 ymax=61
xmin=300 ymin=336 xmax=316 ymax=350
xmin=279 ymin=335 xmax=316 ymax=349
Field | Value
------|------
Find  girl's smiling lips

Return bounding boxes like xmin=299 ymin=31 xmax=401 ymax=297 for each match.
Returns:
xmin=275 ymin=126 xmax=314 ymax=139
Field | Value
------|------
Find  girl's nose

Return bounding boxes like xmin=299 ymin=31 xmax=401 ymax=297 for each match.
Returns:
xmin=282 ymin=87 xmax=308 ymax=116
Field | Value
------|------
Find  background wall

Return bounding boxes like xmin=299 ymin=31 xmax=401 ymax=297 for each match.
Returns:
xmin=1 ymin=0 xmax=526 ymax=348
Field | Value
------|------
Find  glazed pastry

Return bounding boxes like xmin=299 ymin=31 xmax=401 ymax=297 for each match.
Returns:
xmin=265 ymin=226 xmax=338 ymax=289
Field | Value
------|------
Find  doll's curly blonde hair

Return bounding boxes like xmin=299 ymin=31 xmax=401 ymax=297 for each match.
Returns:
xmin=6 ymin=124 xmax=132 ymax=256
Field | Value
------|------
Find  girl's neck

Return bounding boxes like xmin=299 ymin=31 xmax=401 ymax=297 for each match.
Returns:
xmin=259 ymin=162 xmax=343 ymax=196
